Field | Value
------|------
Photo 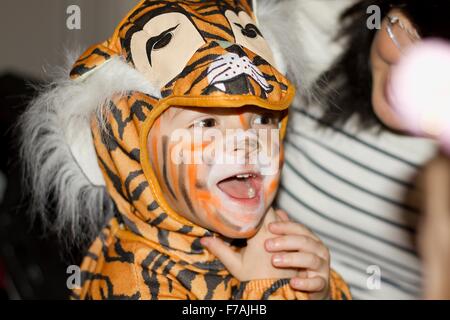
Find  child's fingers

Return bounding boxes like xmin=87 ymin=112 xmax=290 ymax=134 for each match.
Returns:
xmin=275 ymin=209 xmax=290 ymax=222
xmin=265 ymin=235 xmax=329 ymax=259
xmin=268 ymin=221 xmax=320 ymax=241
xmin=290 ymin=276 xmax=326 ymax=293
xmin=271 ymin=252 xmax=325 ymax=270
xmin=200 ymin=237 xmax=241 ymax=275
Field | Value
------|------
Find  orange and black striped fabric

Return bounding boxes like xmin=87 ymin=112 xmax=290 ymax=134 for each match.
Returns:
xmin=70 ymin=0 xmax=351 ymax=300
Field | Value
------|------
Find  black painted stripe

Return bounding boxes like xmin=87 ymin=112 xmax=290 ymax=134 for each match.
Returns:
xmin=329 ymin=246 xmax=421 ymax=288
xmin=162 ymin=136 xmax=178 ymax=200
xmin=179 ymin=163 xmax=196 ymax=214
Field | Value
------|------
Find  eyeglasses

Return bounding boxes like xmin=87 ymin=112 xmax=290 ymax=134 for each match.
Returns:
xmin=386 ymin=16 xmax=421 ymax=53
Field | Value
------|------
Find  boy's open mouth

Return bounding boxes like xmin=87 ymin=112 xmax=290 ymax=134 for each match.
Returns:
xmin=216 ymin=172 xmax=262 ymax=201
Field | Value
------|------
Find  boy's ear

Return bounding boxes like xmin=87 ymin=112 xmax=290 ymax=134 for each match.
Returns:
xmin=70 ymin=43 xmax=119 ymax=79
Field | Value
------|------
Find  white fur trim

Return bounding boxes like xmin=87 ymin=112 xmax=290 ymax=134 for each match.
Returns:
xmin=20 ymin=52 xmax=159 ymax=245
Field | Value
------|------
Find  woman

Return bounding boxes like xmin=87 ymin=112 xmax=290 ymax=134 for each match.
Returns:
xmin=276 ymin=0 xmax=450 ymax=299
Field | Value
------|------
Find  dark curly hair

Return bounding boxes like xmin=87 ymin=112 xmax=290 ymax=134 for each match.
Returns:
xmin=314 ymin=0 xmax=450 ymax=129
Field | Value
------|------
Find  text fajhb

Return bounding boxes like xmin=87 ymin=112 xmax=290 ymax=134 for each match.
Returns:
xmin=182 ymin=304 xmax=267 ymax=317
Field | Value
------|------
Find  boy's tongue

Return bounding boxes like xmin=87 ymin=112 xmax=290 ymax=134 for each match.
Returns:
xmin=217 ymin=175 xmax=261 ymax=199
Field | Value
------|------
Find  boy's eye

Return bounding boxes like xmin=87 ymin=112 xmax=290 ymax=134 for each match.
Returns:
xmin=192 ymin=118 xmax=217 ymax=128
xmin=253 ymin=114 xmax=276 ymax=126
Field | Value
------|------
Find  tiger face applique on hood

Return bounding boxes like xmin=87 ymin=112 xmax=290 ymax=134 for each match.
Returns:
xmin=21 ymin=0 xmax=351 ymax=300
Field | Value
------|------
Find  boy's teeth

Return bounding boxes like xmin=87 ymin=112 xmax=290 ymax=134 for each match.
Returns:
xmin=236 ymin=174 xmax=253 ymax=179
xmin=216 ymin=173 xmax=261 ymax=200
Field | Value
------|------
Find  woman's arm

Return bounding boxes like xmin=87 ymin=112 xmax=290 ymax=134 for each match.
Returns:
xmin=418 ymin=151 xmax=450 ymax=299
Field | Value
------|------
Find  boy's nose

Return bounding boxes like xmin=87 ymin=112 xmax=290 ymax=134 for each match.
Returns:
xmin=225 ymin=130 xmax=260 ymax=161
xmin=233 ymin=136 xmax=259 ymax=153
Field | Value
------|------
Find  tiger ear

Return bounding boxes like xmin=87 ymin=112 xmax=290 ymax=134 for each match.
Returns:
xmin=70 ymin=43 xmax=119 ymax=79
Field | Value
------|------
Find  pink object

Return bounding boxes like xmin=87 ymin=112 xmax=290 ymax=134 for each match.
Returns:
xmin=389 ymin=39 xmax=450 ymax=152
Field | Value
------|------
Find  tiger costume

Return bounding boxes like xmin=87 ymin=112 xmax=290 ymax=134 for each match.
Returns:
xmin=23 ymin=0 xmax=351 ymax=300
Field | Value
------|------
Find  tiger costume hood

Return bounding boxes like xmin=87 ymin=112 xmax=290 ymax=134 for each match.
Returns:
xmin=20 ymin=0 xmax=350 ymax=299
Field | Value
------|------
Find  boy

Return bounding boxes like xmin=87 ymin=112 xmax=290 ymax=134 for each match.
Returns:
xmin=21 ymin=0 xmax=350 ymax=300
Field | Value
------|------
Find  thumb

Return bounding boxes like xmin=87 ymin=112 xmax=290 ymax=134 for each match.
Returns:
xmin=201 ymin=237 xmax=242 ymax=277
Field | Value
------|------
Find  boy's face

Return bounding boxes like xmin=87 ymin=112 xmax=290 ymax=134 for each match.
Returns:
xmin=147 ymin=106 xmax=284 ymax=238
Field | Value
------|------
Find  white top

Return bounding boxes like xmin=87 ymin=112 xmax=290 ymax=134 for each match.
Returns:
xmin=278 ymin=106 xmax=437 ymax=299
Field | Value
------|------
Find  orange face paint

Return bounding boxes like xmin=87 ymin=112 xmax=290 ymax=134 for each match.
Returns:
xmin=263 ymin=175 xmax=280 ymax=207
xmin=147 ymin=106 xmax=285 ymax=239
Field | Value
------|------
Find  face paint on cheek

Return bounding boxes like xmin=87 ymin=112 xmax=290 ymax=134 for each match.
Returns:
xmin=195 ymin=185 xmax=261 ymax=235
xmin=279 ymin=144 xmax=285 ymax=169
xmin=177 ymin=138 xmax=213 ymax=218
xmin=197 ymin=193 xmax=246 ymax=233
xmin=178 ymin=162 xmax=196 ymax=214
xmin=263 ymin=175 xmax=280 ymax=206
xmin=259 ymin=136 xmax=282 ymax=206
xmin=198 ymin=195 xmax=225 ymax=230
xmin=177 ymin=140 xmax=261 ymax=237
xmin=161 ymin=135 xmax=178 ymax=200
xmin=195 ymin=179 xmax=207 ymax=189
xmin=190 ymin=136 xmax=214 ymax=164
xmin=182 ymin=161 xmax=243 ymax=234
